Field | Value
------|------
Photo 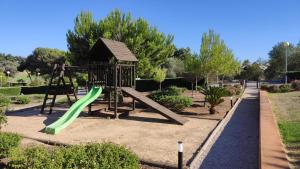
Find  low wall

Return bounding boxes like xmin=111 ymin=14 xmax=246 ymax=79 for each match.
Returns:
xmin=259 ymin=91 xmax=289 ymax=169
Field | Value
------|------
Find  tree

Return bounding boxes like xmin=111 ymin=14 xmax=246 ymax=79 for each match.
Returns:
xmin=264 ymin=42 xmax=300 ymax=80
xmin=162 ymin=57 xmax=184 ymax=78
xmin=0 ymin=53 xmax=25 ymax=76
xmin=20 ymin=48 xmax=67 ymax=74
xmin=239 ymin=60 xmax=264 ymax=80
xmin=67 ymin=10 xmax=176 ymax=78
xmin=173 ymin=47 xmax=193 ymax=60
xmin=199 ymin=30 xmax=240 ymax=84
xmin=153 ymin=68 xmax=167 ymax=91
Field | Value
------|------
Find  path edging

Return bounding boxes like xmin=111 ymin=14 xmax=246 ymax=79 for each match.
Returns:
xmin=259 ymin=91 xmax=289 ymax=169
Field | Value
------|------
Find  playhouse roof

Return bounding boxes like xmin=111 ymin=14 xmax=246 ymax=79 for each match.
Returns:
xmin=89 ymin=38 xmax=138 ymax=62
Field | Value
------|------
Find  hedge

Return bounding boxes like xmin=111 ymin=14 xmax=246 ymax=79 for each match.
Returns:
xmin=21 ymin=85 xmax=75 ymax=95
xmin=136 ymin=77 xmax=204 ymax=92
xmin=0 ymin=87 xmax=21 ymax=96
xmin=8 ymin=143 xmax=140 ymax=169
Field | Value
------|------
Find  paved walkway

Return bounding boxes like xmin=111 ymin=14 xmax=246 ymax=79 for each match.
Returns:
xmin=200 ymin=83 xmax=259 ymax=169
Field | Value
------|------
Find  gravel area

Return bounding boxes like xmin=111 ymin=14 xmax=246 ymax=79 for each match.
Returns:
xmin=200 ymin=83 xmax=259 ymax=169
xmin=4 ymin=106 xmax=218 ymax=166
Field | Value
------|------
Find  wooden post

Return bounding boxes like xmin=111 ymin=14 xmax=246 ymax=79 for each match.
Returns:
xmin=114 ymin=64 xmax=118 ymax=118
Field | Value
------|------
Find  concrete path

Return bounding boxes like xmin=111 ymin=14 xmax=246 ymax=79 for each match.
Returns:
xmin=200 ymin=83 xmax=259 ymax=169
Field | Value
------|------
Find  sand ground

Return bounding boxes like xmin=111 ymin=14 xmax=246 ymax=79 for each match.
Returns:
xmin=3 ymin=90 xmax=235 ymax=166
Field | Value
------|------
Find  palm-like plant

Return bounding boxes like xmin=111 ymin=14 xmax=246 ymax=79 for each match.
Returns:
xmin=199 ymin=86 xmax=226 ymax=114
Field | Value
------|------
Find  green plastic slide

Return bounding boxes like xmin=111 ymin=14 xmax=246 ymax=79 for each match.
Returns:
xmin=44 ymin=86 xmax=102 ymax=134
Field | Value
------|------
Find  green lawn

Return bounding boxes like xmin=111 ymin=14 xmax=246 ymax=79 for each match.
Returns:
xmin=269 ymin=91 xmax=300 ymax=167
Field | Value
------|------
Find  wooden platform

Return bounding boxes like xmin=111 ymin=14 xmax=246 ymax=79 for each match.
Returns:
xmin=121 ymin=87 xmax=188 ymax=125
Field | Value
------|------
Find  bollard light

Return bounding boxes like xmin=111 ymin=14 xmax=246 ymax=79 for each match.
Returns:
xmin=178 ymin=141 xmax=183 ymax=169
xmin=230 ymin=96 xmax=233 ymax=108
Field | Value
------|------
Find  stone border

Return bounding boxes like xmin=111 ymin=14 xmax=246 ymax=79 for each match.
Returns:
xmin=259 ymin=91 xmax=289 ymax=169
xmin=188 ymin=89 xmax=245 ymax=169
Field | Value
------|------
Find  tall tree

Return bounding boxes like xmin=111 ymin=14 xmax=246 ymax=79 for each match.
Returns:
xmin=67 ymin=10 xmax=175 ymax=78
xmin=265 ymin=42 xmax=295 ymax=79
xmin=20 ymin=48 xmax=67 ymax=74
xmin=198 ymin=30 xmax=240 ymax=84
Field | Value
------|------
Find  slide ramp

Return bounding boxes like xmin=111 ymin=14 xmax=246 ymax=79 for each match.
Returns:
xmin=44 ymin=86 xmax=102 ymax=134
xmin=121 ymin=87 xmax=188 ymax=125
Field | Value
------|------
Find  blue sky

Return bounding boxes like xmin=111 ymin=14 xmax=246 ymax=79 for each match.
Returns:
xmin=0 ymin=0 xmax=299 ymax=62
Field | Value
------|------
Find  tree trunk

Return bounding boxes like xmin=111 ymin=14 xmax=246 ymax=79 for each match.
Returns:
xmin=195 ymin=76 xmax=198 ymax=92
xmin=209 ymin=106 xmax=216 ymax=114
xmin=159 ymin=82 xmax=162 ymax=91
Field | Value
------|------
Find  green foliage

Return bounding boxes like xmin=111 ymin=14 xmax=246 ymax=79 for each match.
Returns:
xmin=159 ymin=95 xmax=192 ymax=111
xmin=268 ymin=85 xmax=280 ymax=93
xmin=239 ymin=60 xmax=265 ymax=80
xmin=279 ymin=84 xmax=292 ymax=93
xmin=264 ymin=42 xmax=300 ymax=79
xmin=199 ymin=30 xmax=240 ymax=81
xmin=162 ymin=58 xmax=184 ymax=78
xmin=292 ymin=80 xmax=300 ymax=91
xmin=153 ymin=68 xmax=167 ymax=90
xmin=0 ymin=95 xmax=11 ymax=107
xmin=0 ymin=72 xmax=9 ymax=87
xmin=149 ymin=86 xmax=191 ymax=111
xmin=14 ymin=95 xmax=30 ymax=104
xmin=20 ymin=48 xmax=67 ymax=75
xmin=265 ymin=84 xmax=292 ymax=93
xmin=0 ymin=132 xmax=21 ymax=158
xmin=0 ymin=87 xmax=21 ymax=96
xmin=8 ymin=143 xmax=140 ymax=169
xmin=75 ymin=73 xmax=88 ymax=86
xmin=67 ymin=10 xmax=175 ymax=78
xmin=278 ymin=121 xmax=300 ymax=144
xmin=199 ymin=86 xmax=226 ymax=114
xmin=223 ymin=85 xmax=242 ymax=96
xmin=29 ymin=76 xmax=45 ymax=86
xmin=0 ymin=53 xmax=25 ymax=77
xmin=0 ymin=108 xmax=7 ymax=130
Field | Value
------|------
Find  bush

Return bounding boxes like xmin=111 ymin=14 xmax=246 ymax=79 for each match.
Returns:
xmin=268 ymin=85 xmax=280 ymax=93
xmin=0 ymin=132 xmax=21 ymax=158
xmin=8 ymin=143 xmax=140 ymax=169
xmin=279 ymin=84 xmax=292 ymax=93
xmin=0 ymin=87 xmax=21 ymax=96
xmin=148 ymin=86 xmax=191 ymax=111
xmin=15 ymin=95 xmax=30 ymax=104
xmin=0 ymin=95 xmax=11 ymax=107
xmin=29 ymin=77 xmax=45 ymax=86
xmin=159 ymin=95 xmax=192 ymax=111
xmin=260 ymin=84 xmax=270 ymax=91
xmin=223 ymin=85 xmax=242 ymax=96
xmin=199 ymin=86 xmax=226 ymax=114
xmin=292 ymin=80 xmax=300 ymax=91
xmin=0 ymin=108 xmax=7 ymax=130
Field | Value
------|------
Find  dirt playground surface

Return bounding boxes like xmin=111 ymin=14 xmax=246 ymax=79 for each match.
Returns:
xmin=3 ymin=90 xmax=235 ymax=166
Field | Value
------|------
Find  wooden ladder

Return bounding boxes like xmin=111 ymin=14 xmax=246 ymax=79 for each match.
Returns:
xmin=40 ymin=64 xmax=78 ymax=114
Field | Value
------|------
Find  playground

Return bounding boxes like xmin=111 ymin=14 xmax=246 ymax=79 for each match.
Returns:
xmin=3 ymin=90 xmax=234 ymax=166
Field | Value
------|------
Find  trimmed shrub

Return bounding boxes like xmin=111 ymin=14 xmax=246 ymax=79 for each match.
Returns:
xmin=292 ymin=80 xmax=300 ymax=91
xmin=0 ymin=87 xmax=21 ymax=96
xmin=8 ymin=143 xmax=140 ymax=169
xmin=223 ymin=86 xmax=236 ymax=96
xmin=15 ymin=95 xmax=30 ymax=104
xmin=0 ymin=95 xmax=11 ymax=107
xmin=159 ymin=95 xmax=192 ymax=111
xmin=279 ymin=84 xmax=292 ymax=93
xmin=0 ymin=132 xmax=21 ymax=158
xmin=148 ymin=86 xmax=191 ymax=111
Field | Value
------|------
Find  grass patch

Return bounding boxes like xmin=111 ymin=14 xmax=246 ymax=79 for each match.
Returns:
xmin=278 ymin=121 xmax=300 ymax=145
